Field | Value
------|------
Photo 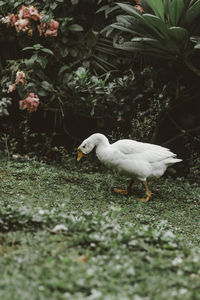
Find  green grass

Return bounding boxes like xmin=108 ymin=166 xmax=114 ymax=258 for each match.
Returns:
xmin=0 ymin=157 xmax=200 ymax=300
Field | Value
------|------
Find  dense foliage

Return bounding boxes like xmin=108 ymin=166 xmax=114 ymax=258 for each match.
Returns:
xmin=0 ymin=0 xmax=199 ymax=167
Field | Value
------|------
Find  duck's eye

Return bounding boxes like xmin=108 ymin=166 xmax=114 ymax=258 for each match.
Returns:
xmin=83 ymin=145 xmax=86 ymax=148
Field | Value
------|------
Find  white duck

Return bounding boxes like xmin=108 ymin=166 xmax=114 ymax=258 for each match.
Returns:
xmin=77 ymin=133 xmax=182 ymax=202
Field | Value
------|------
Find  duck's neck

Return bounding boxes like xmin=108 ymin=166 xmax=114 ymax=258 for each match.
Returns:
xmin=90 ymin=133 xmax=110 ymax=147
xmin=92 ymin=134 xmax=110 ymax=162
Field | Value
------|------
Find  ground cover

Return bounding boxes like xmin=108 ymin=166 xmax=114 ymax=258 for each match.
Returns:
xmin=0 ymin=157 xmax=200 ymax=300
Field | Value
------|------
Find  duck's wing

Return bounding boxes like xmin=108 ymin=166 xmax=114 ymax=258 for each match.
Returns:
xmin=111 ymin=139 xmax=177 ymax=162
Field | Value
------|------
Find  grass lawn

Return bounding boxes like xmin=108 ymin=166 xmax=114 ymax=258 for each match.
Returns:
xmin=0 ymin=157 xmax=200 ymax=300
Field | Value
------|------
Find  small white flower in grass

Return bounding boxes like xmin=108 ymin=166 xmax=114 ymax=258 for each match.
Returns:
xmin=162 ymin=230 xmax=175 ymax=240
xmin=38 ymin=209 xmax=49 ymax=215
xmin=88 ymin=289 xmax=102 ymax=300
xmin=172 ymin=257 xmax=183 ymax=266
xmin=134 ymin=295 xmax=150 ymax=300
xmin=52 ymin=224 xmax=68 ymax=232
xmin=179 ymin=288 xmax=188 ymax=295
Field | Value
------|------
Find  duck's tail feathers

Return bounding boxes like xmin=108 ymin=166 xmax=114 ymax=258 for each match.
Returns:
xmin=165 ymin=158 xmax=182 ymax=166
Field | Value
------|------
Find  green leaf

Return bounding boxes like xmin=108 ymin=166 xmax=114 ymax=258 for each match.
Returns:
xmin=37 ymin=89 xmax=49 ymax=97
xmin=143 ymin=14 xmax=168 ymax=38
xmin=92 ymin=55 xmax=116 ymax=69
xmin=41 ymin=48 xmax=54 ymax=55
xmin=111 ymin=23 xmax=140 ymax=36
xmin=41 ymin=14 xmax=53 ymax=23
xmin=50 ymin=2 xmax=57 ymax=9
xmin=114 ymin=40 xmax=169 ymax=58
xmin=168 ymin=27 xmax=189 ymax=44
xmin=116 ymin=15 xmax=133 ymax=26
xmin=41 ymin=81 xmax=54 ymax=91
xmin=131 ymin=36 xmax=177 ymax=53
xmin=116 ymin=3 xmax=144 ymax=20
xmin=146 ymin=0 xmax=165 ymax=21
xmin=36 ymin=56 xmax=48 ymax=69
xmin=58 ymin=65 xmax=70 ymax=76
xmin=168 ymin=0 xmax=185 ymax=26
xmin=105 ymin=6 xmax=119 ymax=19
xmin=22 ymin=47 xmax=34 ymax=51
xmin=194 ymin=43 xmax=200 ymax=49
xmin=75 ymin=67 xmax=87 ymax=78
xmin=24 ymin=54 xmax=37 ymax=68
xmin=163 ymin=0 xmax=171 ymax=16
xmin=184 ymin=0 xmax=200 ymax=24
xmin=33 ymin=44 xmax=42 ymax=50
xmin=68 ymin=24 xmax=84 ymax=31
xmin=0 ymin=1 xmax=6 ymax=6
xmin=96 ymin=5 xmax=109 ymax=13
xmin=60 ymin=47 xmax=69 ymax=58
xmin=71 ymin=0 xmax=79 ymax=4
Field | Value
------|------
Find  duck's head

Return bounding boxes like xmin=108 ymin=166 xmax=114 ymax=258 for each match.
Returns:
xmin=77 ymin=137 xmax=95 ymax=161
xmin=77 ymin=133 xmax=109 ymax=161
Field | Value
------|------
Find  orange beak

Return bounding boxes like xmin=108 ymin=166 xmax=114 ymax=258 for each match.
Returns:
xmin=77 ymin=147 xmax=84 ymax=161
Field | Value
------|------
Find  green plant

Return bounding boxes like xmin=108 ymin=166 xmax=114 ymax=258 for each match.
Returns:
xmin=0 ymin=0 xmax=124 ymax=126
xmin=110 ymin=0 xmax=200 ymax=76
xmin=67 ymin=66 xmax=170 ymax=141
xmin=0 ymin=134 xmax=18 ymax=163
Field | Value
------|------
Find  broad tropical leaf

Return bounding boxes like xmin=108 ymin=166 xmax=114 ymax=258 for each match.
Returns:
xmin=146 ymin=0 xmax=165 ymax=21
xmin=168 ymin=0 xmax=185 ymax=26
xmin=167 ymin=27 xmax=189 ymax=44
xmin=183 ymin=0 xmax=200 ymax=24
xmin=142 ymin=14 xmax=168 ymax=38
xmin=116 ymin=3 xmax=144 ymax=21
xmin=109 ymin=0 xmax=200 ymax=75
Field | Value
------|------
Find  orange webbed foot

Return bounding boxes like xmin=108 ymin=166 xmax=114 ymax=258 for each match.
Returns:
xmin=114 ymin=188 xmax=129 ymax=195
xmin=138 ymin=191 xmax=152 ymax=202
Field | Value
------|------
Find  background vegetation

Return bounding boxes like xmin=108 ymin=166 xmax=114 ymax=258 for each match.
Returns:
xmin=0 ymin=0 xmax=199 ymax=172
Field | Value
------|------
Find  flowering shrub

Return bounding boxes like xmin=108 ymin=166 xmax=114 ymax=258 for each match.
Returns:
xmin=0 ymin=5 xmax=59 ymax=36
xmin=0 ymin=0 xmax=139 ymax=130
xmin=0 ymin=0 xmax=123 ymax=119
xmin=0 ymin=3 xmax=61 ymax=113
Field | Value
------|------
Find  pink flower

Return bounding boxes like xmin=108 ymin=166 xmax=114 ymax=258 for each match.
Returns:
xmin=44 ymin=29 xmax=57 ymax=37
xmin=7 ymin=83 xmax=16 ymax=93
xmin=9 ymin=14 xmax=18 ymax=26
xmin=18 ymin=5 xmax=41 ymax=21
xmin=44 ymin=19 xmax=59 ymax=37
xmin=134 ymin=5 xmax=144 ymax=13
xmin=19 ymin=93 xmax=39 ymax=113
xmin=15 ymin=71 xmax=26 ymax=85
xmin=26 ymin=5 xmax=41 ymax=21
xmin=15 ymin=18 xmax=29 ymax=32
xmin=18 ymin=5 xmax=30 ymax=19
xmin=1 ymin=6 xmax=58 ymax=38
xmin=0 ymin=14 xmax=18 ymax=26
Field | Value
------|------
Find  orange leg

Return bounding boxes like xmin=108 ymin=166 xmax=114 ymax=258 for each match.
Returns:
xmin=139 ymin=181 xmax=152 ymax=202
xmin=114 ymin=179 xmax=134 ymax=195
